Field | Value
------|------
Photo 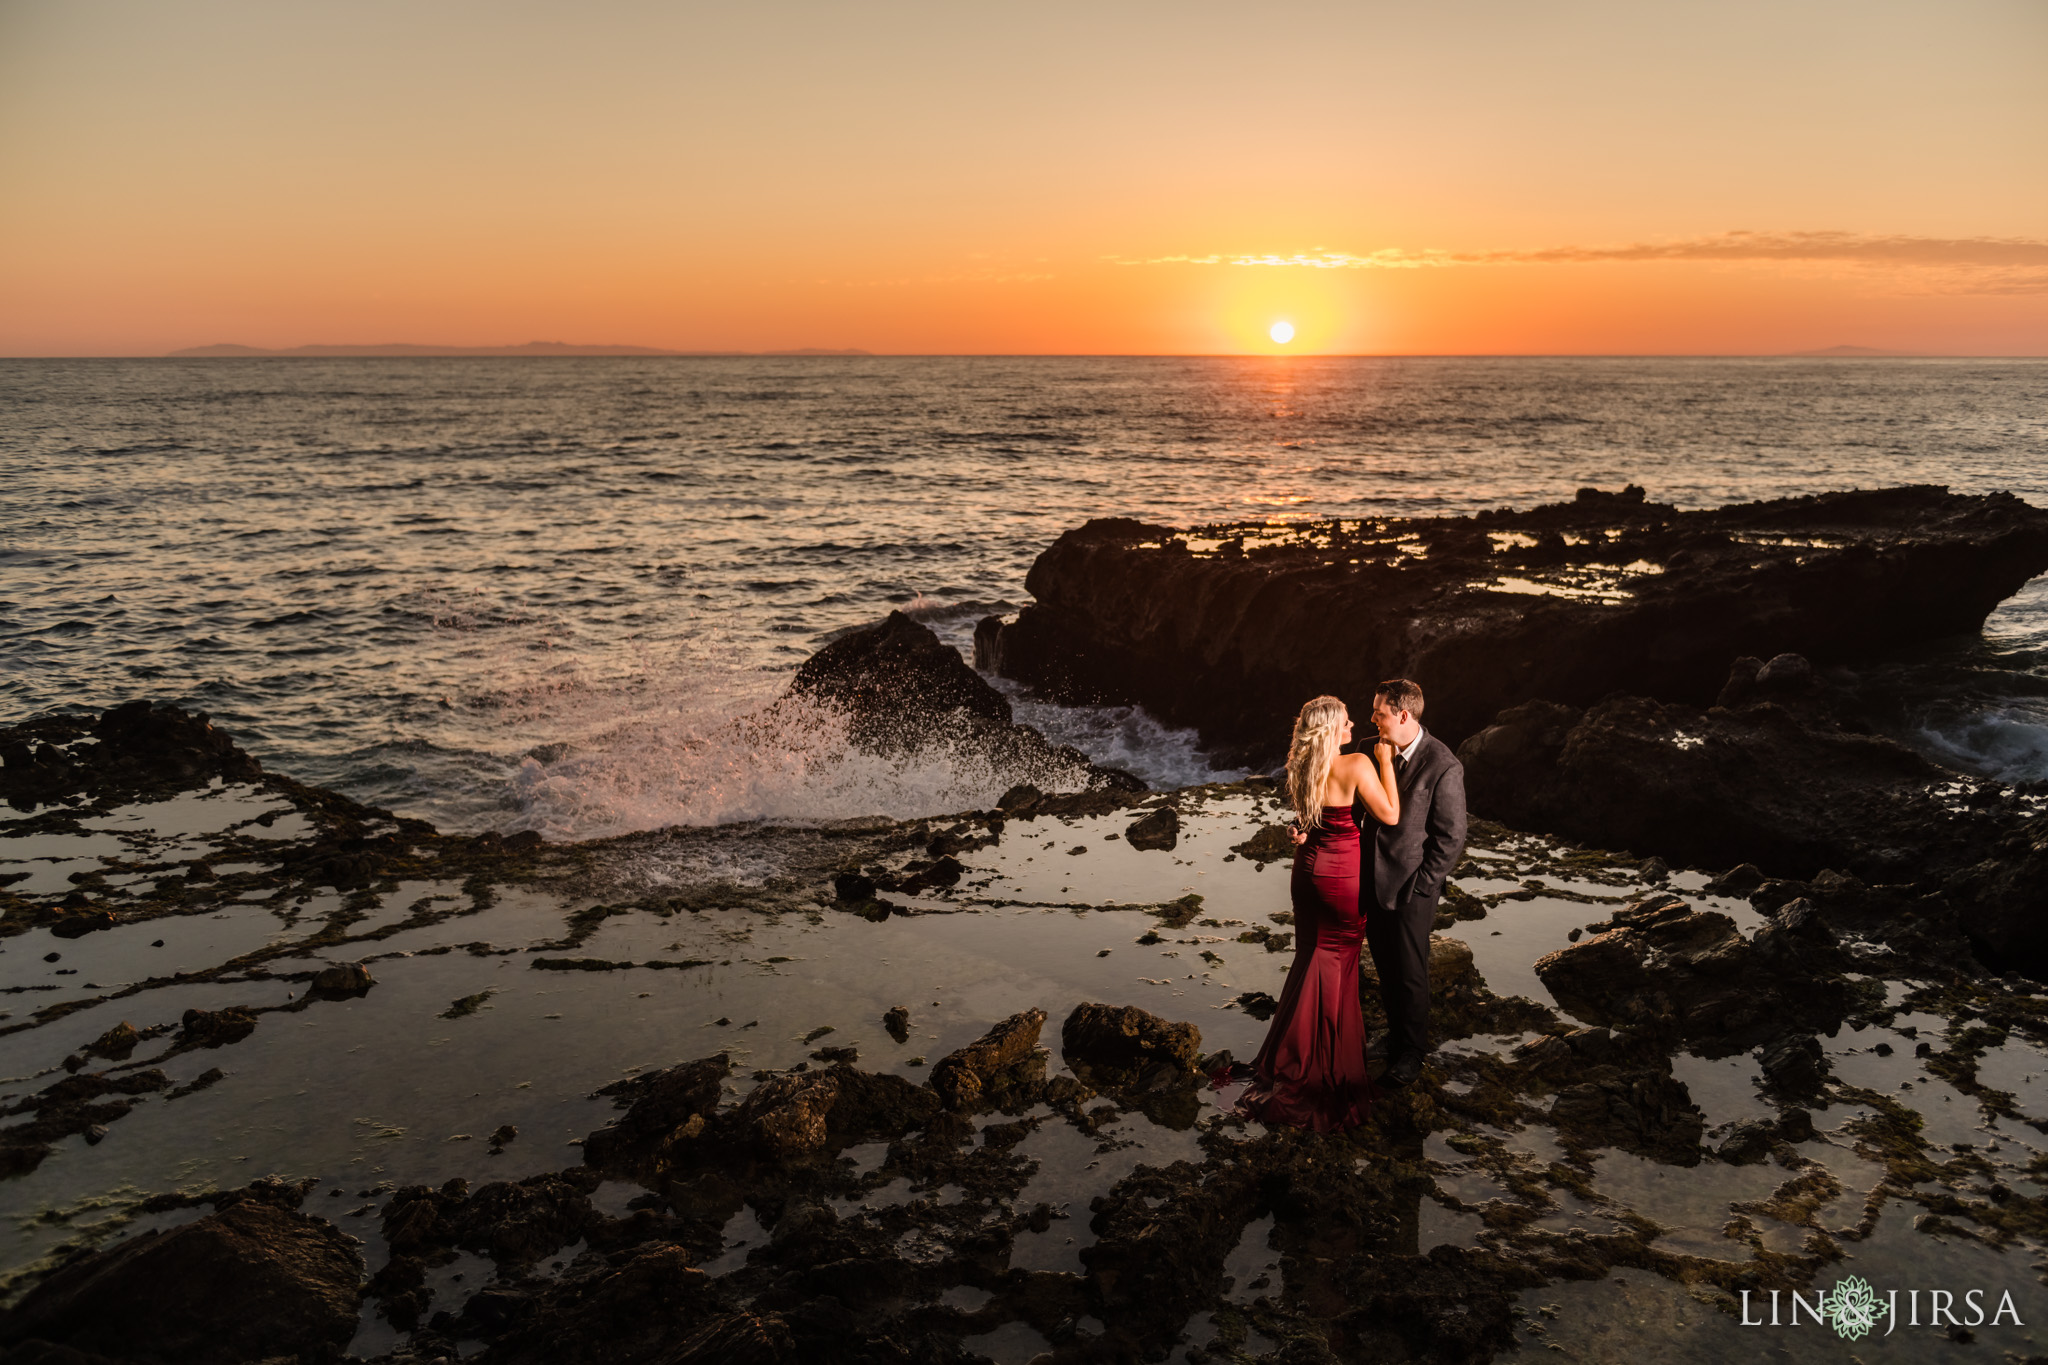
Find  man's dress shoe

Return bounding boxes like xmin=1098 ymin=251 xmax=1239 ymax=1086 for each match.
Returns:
xmin=1383 ymin=1051 xmax=1425 ymax=1088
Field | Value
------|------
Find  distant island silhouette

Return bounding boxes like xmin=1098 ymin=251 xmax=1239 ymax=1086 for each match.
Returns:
xmin=169 ymin=342 xmax=871 ymax=358
xmin=1787 ymin=344 xmax=1929 ymax=357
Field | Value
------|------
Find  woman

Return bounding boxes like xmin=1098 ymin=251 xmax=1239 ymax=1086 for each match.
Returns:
xmin=1236 ymin=695 xmax=1399 ymax=1132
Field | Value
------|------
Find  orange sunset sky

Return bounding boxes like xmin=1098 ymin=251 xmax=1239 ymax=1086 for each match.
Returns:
xmin=2 ymin=0 xmax=2045 ymax=356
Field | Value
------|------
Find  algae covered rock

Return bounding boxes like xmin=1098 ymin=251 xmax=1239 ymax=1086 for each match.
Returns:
xmin=928 ymin=1008 xmax=1047 ymax=1111
xmin=1124 ymin=804 xmax=1180 ymax=851
xmin=1060 ymin=1002 xmax=1201 ymax=1084
xmin=0 ymin=1201 xmax=361 ymax=1364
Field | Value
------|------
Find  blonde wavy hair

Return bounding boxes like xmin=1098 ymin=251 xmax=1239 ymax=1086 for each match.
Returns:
xmin=1286 ymin=695 xmax=1349 ymax=831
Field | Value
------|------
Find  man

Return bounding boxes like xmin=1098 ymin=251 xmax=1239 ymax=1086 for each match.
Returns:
xmin=1358 ymin=678 xmax=1466 ymax=1088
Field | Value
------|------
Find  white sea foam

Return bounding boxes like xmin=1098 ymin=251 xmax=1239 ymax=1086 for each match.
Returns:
xmin=497 ymin=684 xmax=1095 ymax=842
xmin=1911 ymin=703 xmax=2048 ymax=784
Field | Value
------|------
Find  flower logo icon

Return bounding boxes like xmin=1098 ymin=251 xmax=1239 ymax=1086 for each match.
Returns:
xmin=1822 ymin=1276 xmax=1883 ymax=1340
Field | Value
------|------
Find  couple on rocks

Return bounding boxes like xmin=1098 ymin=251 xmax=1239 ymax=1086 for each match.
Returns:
xmin=1236 ymin=679 xmax=1468 ymax=1131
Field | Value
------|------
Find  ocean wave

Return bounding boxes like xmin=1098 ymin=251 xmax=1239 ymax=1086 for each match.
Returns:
xmin=501 ymin=691 xmax=1093 ymax=840
xmin=1909 ymin=703 xmax=2048 ymax=784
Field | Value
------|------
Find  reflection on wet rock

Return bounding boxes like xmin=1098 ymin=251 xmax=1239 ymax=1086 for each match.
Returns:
xmin=1 ymin=1198 xmax=361 ymax=1364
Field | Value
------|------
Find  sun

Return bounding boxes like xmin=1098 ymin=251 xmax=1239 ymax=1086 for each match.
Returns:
xmin=1269 ymin=320 xmax=1295 ymax=344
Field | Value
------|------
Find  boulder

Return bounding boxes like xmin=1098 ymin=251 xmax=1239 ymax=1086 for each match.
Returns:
xmin=928 ymin=1008 xmax=1047 ymax=1110
xmin=0 ymin=1201 xmax=361 ymax=1364
xmin=1061 ymin=1003 xmax=1204 ymax=1128
xmin=311 ymin=960 xmax=375 ymax=996
xmin=978 ymin=488 xmax=2048 ymax=759
xmin=1757 ymin=1034 xmax=1830 ymax=1102
xmin=787 ymin=610 xmax=1011 ymax=748
xmin=1124 ymin=805 xmax=1180 ymax=851
xmin=582 ymin=1053 xmax=731 ymax=1172
xmin=177 ymin=1006 xmax=257 ymax=1049
xmin=782 ymin=612 xmax=1133 ymax=791
xmin=1060 ymin=1003 xmax=1201 ymax=1085
xmin=1533 ymin=895 xmax=1845 ymax=1045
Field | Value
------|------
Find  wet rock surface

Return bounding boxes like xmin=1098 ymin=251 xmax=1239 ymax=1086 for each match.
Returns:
xmin=7 ymin=702 xmax=2048 ymax=1364
xmin=1461 ymin=655 xmax=2048 ymax=974
xmin=0 ymin=1198 xmax=362 ymax=1364
xmin=786 ymin=610 xmax=1140 ymax=791
xmin=975 ymin=486 xmax=2048 ymax=758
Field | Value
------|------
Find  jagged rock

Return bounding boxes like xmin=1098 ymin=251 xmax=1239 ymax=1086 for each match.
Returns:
xmin=1461 ymin=663 xmax=2048 ymax=975
xmin=1533 ymin=896 xmax=1843 ymax=1045
xmin=177 ymin=1006 xmax=257 ymax=1049
xmin=882 ymin=1005 xmax=910 ymax=1042
xmin=382 ymin=1171 xmax=600 ymax=1272
xmin=782 ymin=612 xmax=1134 ymax=792
xmin=1758 ymin=1034 xmax=1830 ymax=1101
xmin=469 ymin=1244 xmax=725 ymax=1365
xmin=582 ymin=1054 xmax=731 ymax=1172
xmin=977 ymin=488 xmax=2048 ymax=758
xmin=1706 ymin=863 xmax=1766 ymax=896
xmin=1062 ymin=1003 xmax=1203 ymax=1128
xmin=310 ymin=960 xmax=375 ymax=996
xmin=1716 ymin=1119 xmax=1777 ymax=1165
xmin=1062 ymin=1003 xmax=1201 ymax=1077
xmin=1083 ymin=1160 xmax=1262 ymax=1354
xmin=1233 ymin=990 xmax=1279 ymax=1021
xmin=789 ymin=610 xmax=1012 ymax=744
xmin=996 ymin=782 xmax=1043 ymax=813
xmin=638 ymin=1062 xmax=945 ymax=1163
xmin=47 ymin=909 xmax=117 ymax=940
xmin=0 ymin=1201 xmax=360 ymax=1363
xmin=1231 ymin=823 xmax=1295 ymax=864
xmin=82 ymin=1023 xmax=138 ymax=1061
xmin=928 ymin=1008 xmax=1048 ymax=1110
xmin=1548 ymin=1069 xmax=1705 ymax=1164
xmin=1124 ymin=805 xmax=1180 ymax=851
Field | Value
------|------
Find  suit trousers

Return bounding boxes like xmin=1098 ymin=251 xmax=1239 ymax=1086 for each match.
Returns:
xmin=1366 ymin=894 xmax=1435 ymax=1059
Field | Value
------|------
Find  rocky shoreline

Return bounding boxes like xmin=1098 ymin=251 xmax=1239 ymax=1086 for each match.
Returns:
xmin=974 ymin=485 xmax=2048 ymax=761
xmin=6 ymin=496 xmax=2048 ymax=1363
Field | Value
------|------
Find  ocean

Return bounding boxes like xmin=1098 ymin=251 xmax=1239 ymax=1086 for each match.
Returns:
xmin=5 ymin=355 xmax=2046 ymax=837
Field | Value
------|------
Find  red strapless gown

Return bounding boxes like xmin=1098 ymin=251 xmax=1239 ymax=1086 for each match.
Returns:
xmin=1237 ymin=806 xmax=1374 ymax=1132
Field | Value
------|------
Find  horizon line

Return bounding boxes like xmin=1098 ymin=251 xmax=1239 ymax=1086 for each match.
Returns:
xmin=6 ymin=348 xmax=2047 ymax=361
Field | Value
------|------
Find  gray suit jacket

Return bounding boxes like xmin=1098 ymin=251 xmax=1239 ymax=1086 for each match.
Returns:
xmin=1359 ymin=729 xmax=1468 ymax=912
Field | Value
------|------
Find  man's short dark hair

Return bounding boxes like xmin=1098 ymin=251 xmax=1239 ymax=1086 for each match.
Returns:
xmin=1376 ymin=678 xmax=1425 ymax=718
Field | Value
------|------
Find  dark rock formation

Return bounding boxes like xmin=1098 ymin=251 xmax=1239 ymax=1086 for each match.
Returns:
xmin=1548 ymin=1070 xmax=1706 ymax=1165
xmin=1533 ymin=894 xmax=1849 ymax=1047
xmin=177 ymin=1006 xmax=258 ymax=1049
xmin=788 ymin=610 xmax=1012 ymax=747
xmin=583 ymin=1054 xmax=939 ymax=1172
xmin=0 ymin=700 xmax=263 ymax=808
xmin=0 ymin=1201 xmax=361 ymax=1363
xmin=1 ymin=1070 xmax=170 ymax=1177
xmin=311 ymin=960 xmax=375 ymax=996
xmin=977 ymin=487 xmax=2048 ymax=758
xmin=928 ymin=1008 xmax=1048 ymax=1110
xmin=1061 ymin=1002 xmax=1202 ymax=1080
xmin=472 ymin=1245 xmax=723 ymax=1365
xmin=1124 ymin=804 xmax=1180 ymax=851
xmin=582 ymin=1054 xmax=732 ymax=1173
xmin=1461 ymin=657 xmax=2048 ymax=974
xmin=1062 ymin=1002 xmax=1203 ymax=1128
xmin=783 ymin=610 xmax=1135 ymax=789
